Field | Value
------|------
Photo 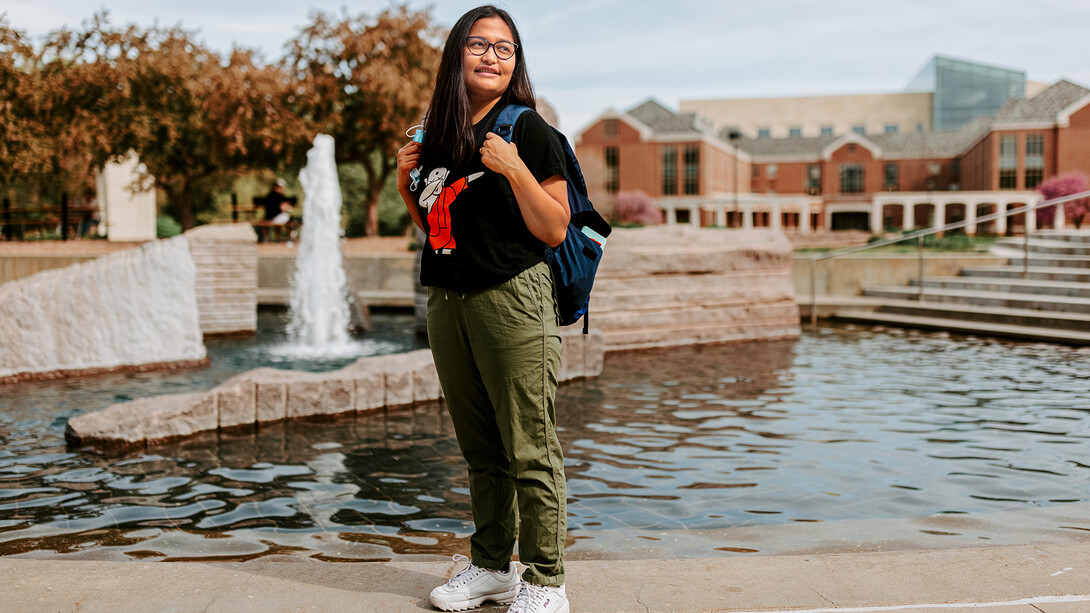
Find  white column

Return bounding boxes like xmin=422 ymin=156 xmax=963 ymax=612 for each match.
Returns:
xmin=903 ymin=201 xmax=914 ymax=230
xmin=871 ymin=200 xmax=884 ymax=234
xmin=771 ymin=202 xmax=782 ymax=231
xmin=715 ymin=204 xmax=726 ymax=228
xmin=965 ymin=198 xmax=978 ymax=235
xmin=743 ymin=202 xmax=754 ymax=229
xmin=1053 ymin=196 xmax=1065 ymax=230
xmin=800 ymin=200 xmax=812 ymax=233
xmin=935 ymin=201 xmax=946 ymax=231
xmin=1026 ymin=201 xmax=1037 ymax=233
xmin=689 ymin=204 xmax=700 ymax=228
xmin=997 ymin=202 xmax=1008 ymax=235
xmin=663 ymin=203 xmax=676 ymax=226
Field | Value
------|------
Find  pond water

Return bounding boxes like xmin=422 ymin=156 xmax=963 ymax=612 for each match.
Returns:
xmin=1 ymin=316 xmax=1089 ymax=561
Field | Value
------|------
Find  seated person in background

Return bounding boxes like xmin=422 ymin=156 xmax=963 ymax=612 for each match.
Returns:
xmin=264 ymin=179 xmax=296 ymax=224
xmin=259 ymin=179 xmax=298 ymax=241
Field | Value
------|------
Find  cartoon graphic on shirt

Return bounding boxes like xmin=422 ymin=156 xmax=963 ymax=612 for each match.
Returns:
xmin=419 ymin=168 xmax=484 ymax=254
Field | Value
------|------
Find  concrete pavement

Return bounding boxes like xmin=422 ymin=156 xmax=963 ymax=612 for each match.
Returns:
xmin=2 ymin=542 xmax=1088 ymax=612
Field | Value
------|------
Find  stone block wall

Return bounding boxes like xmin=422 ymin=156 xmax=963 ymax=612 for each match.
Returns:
xmin=0 ymin=236 xmax=206 ymax=382
xmin=66 ymin=329 xmax=604 ymax=448
xmin=185 ymin=224 xmax=257 ymax=335
xmin=594 ymin=227 xmax=800 ymax=351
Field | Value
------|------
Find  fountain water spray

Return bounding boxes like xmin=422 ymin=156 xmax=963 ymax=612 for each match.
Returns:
xmin=284 ymin=134 xmax=355 ymax=356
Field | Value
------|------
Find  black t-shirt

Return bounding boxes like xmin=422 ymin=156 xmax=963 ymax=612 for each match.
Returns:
xmin=413 ymin=104 xmax=567 ymax=291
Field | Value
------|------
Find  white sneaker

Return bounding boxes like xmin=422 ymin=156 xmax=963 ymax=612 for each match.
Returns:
xmin=429 ymin=554 xmax=520 ymax=611
xmin=507 ymin=581 xmax=569 ymax=613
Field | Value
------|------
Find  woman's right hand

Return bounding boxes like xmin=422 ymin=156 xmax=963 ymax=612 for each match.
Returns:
xmin=396 ymin=140 xmax=422 ymax=194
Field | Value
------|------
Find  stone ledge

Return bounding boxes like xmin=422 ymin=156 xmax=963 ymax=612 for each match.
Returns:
xmin=65 ymin=331 xmax=604 ymax=449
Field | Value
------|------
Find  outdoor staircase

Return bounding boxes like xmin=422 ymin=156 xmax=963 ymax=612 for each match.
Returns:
xmin=834 ymin=231 xmax=1090 ymax=344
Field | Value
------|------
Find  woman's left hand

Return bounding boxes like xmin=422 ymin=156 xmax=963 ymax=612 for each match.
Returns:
xmin=480 ymin=132 xmax=527 ymax=178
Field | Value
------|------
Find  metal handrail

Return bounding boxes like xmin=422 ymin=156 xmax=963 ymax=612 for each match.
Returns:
xmin=807 ymin=189 xmax=1090 ymax=325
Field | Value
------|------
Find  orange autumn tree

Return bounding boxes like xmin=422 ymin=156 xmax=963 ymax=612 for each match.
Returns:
xmin=285 ymin=5 xmax=441 ymax=236
xmin=0 ymin=18 xmax=51 ymax=192
xmin=43 ymin=13 xmax=310 ymax=229
xmin=120 ymin=24 xmax=309 ymax=229
xmin=37 ymin=13 xmax=146 ymax=196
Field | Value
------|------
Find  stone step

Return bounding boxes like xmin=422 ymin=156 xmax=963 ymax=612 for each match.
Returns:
xmin=995 ymin=251 xmax=1090 ymax=269
xmin=857 ymin=298 xmax=1090 ymax=331
xmin=914 ymin=276 xmax=1090 ymax=299
xmin=595 ymin=300 xmax=799 ymax=329
xmin=602 ymin=320 xmax=801 ymax=352
xmin=994 ymin=238 xmax=1090 ymax=256
xmin=863 ymin=286 xmax=1090 ymax=314
xmin=961 ymin=266 xmax=1090 ymax=283
xmin=593 ymin=282 xmax=793 ymax=311
xmin=832 ymin=310 xmax=1090 ymax=345
xmin=1035 ymin=230 xmax=1090 ymax=244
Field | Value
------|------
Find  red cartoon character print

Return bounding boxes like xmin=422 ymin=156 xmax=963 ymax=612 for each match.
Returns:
xmin=419 ymin=168 xmax=484 ymax=254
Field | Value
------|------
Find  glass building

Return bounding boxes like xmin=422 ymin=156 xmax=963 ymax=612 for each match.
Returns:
xmin=906 ymin=56 xmax=1025 ymax=131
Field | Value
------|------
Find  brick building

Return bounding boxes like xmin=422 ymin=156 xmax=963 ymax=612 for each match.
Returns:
xmin=576 ymin=79 xmax=1090 ymax=235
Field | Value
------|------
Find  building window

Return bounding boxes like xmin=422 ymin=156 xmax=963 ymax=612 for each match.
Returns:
xmin=788 ymin=126 xmax=802 ymax=138
xmin=820 ymin=125 xmax=834 ymax=137
xmin=767 ymin=164 xmax=778 ymax=180
xmin=884 ymin=124 xmax=899 ymax=134
xmin=752 ymin=165 xmax=760 ymax=178
xmin=662 ymin=146 xmax=677 ymax=195
xmin=840 ymin=163 xmax=864 ymax=193
xmin=807 ymin=164 xmax=821 ymax=194
xmin=683 ymin=145 xmax=699 ymax=195
xmin=1025 ymin=134 xmax=1044 ymax=189
xmin=757 ymin=127 xmax=771 ymax=139
xmin=604 ymin=119 xmax=619 ymax=139
xmin=852 ymin=125 xmax=866 ymax=135
xmin=999 ymin=135 xmax=1017 ymax=190
xmin=604 ymin=146 xmax=619 ymax=194
xmin=884 ymin=162 xmax=899 ymax=191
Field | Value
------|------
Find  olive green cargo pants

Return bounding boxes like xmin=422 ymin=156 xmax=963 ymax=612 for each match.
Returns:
xmin=427 ymin=262 xmax=566 ymax=587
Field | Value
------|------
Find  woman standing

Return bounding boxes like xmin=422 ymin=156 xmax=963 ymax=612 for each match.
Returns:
xmin=396 ymin=6 xmax=571 ymax=613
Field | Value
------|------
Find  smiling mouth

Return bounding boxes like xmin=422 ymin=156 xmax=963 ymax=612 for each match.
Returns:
xmin=475 ymin=66 xmax=500 ymax=75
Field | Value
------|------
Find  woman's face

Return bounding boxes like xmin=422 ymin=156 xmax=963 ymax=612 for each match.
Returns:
xmin=462 ymin=17 xmax=516 ymax=107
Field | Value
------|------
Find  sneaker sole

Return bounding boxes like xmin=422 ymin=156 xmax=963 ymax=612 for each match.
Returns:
xmin=429 ymin=588 xmax=519 ymax=611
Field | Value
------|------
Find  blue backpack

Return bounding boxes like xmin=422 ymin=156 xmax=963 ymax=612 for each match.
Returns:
xmin=494 ymin=105 xmax=612 ymax=333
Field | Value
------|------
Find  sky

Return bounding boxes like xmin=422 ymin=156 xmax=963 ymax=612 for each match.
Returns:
xmin=6 ymin=0 xmax=1090 ymax=141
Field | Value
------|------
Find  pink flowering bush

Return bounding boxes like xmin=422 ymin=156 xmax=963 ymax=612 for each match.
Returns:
xmin=612 ymin=190 xmax=663 ymax=226
xmin=1038 ymin=173 xmax=1090 ymax=229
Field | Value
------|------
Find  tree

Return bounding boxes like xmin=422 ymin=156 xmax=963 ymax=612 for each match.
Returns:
xmin=120 ymin=27 xmax=310 ymax=229
xmin=1039 ymin=173 xmax=1090 ymax=229
xmin=37 ymin=13 xmax=146 ymax=196
xmin=40 ymin=13 xmax=311 ymax=230
xmin=286 ymin=5 xmax=441 ymax=236
xmin=0 ymin=18 xmax=50 ymax=190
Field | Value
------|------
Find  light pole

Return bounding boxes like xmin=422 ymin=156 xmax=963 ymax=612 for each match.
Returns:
xmin=728 ymin=130 xmax=742 ymax=228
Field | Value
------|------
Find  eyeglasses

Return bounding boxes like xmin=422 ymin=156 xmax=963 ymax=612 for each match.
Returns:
xmin=465 ymin=36 xmax=517 ymax=60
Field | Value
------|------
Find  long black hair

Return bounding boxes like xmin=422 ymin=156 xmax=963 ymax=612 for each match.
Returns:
xmin=422 ymin=5 xmax=536 ymax=166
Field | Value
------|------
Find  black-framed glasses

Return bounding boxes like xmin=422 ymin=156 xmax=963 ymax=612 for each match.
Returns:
xmin=465 ymin=36 xmax=517 ymax=60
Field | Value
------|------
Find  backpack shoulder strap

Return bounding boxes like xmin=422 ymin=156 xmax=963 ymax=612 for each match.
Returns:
xmin=493 ymin=105 xmax=534 ymax=143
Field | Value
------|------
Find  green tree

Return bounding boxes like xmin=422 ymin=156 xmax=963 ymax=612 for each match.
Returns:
xmin=286 ymin=5 xmax=440 ymax=236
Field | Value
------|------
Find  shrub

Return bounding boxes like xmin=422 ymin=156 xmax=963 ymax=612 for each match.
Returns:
xmin=156 ymin=215 xmax=182 ymax=238
xmin=611 ymin=190 xmax=662 ymax=226
xmin=1038 ymin=173 xmax=1090 ymax=229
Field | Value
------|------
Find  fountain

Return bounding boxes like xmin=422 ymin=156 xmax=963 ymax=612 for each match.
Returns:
xmin=281 ymin=134 xmax=355 ymax=358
